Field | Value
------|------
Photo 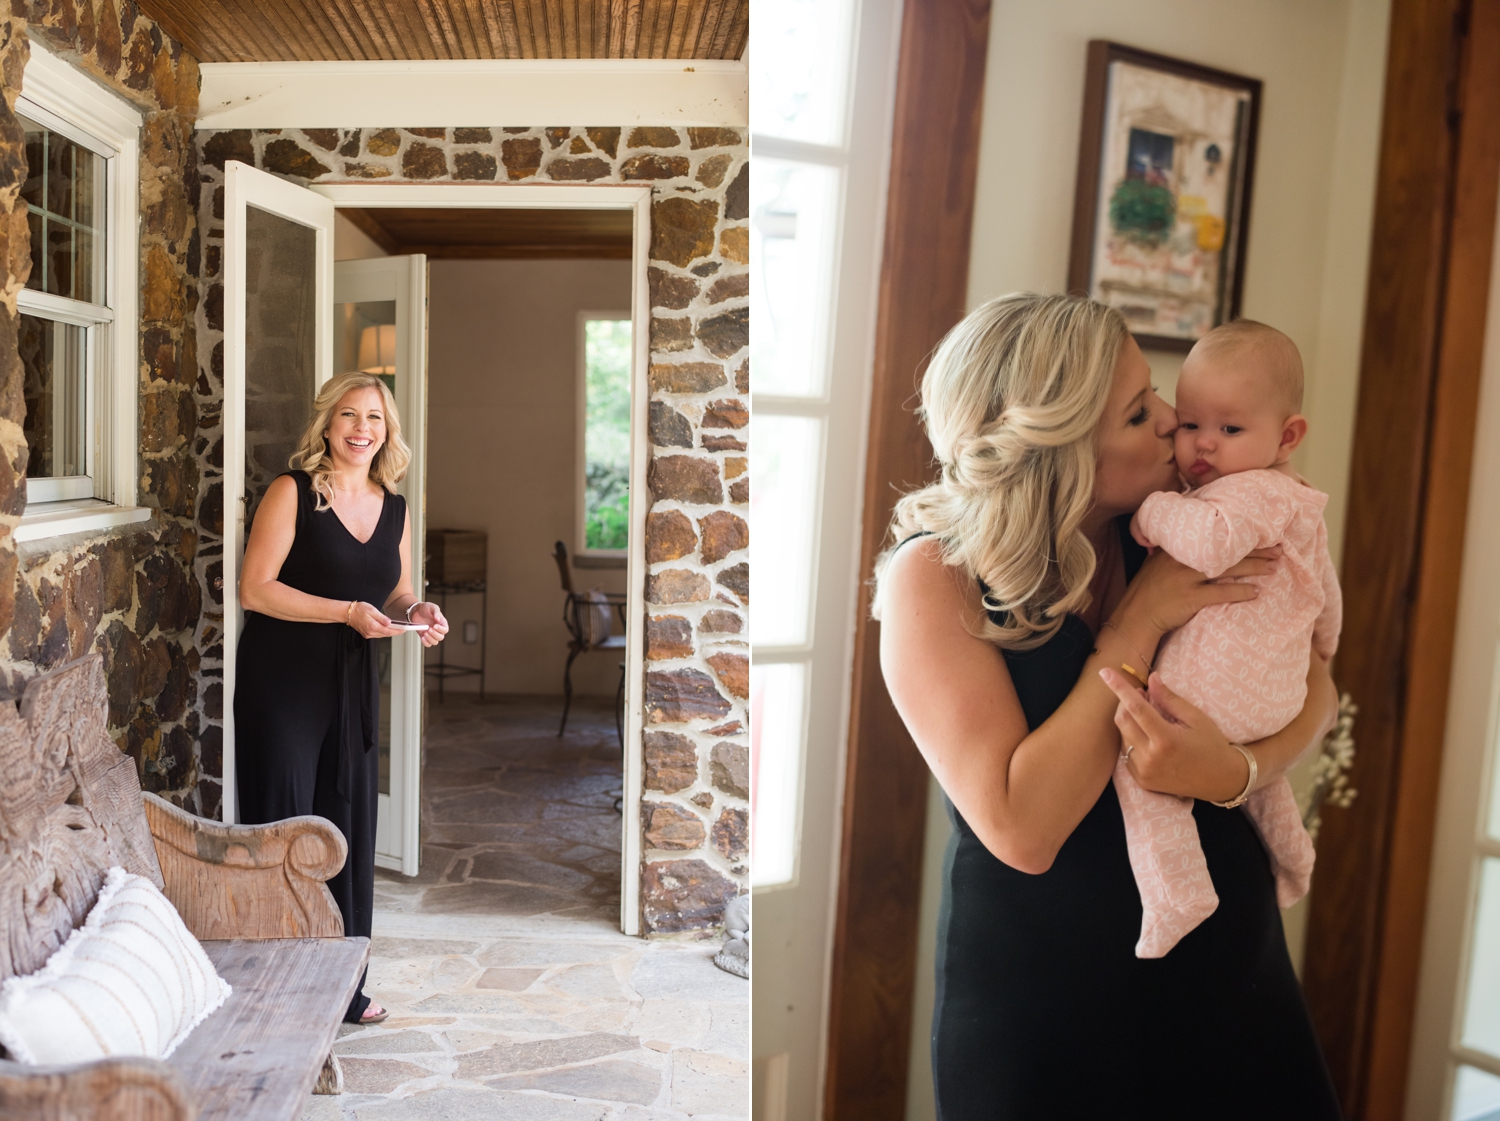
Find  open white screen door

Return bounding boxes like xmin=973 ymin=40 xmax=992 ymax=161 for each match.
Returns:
xmin=334 ymin=255 xmax=428 ymax=877
xmin=220 ymin=161 xmax=334 ymax=824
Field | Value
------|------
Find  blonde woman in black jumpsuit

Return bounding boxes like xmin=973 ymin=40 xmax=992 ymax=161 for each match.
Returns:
xmin=235 ymin=371 xmax=449 ymax=1025
xmin=875 ymin=295 xmax=1342 ymax=1119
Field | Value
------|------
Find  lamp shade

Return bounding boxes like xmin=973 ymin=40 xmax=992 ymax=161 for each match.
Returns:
xmin=357 ymin=324 xmax=396 ymax=375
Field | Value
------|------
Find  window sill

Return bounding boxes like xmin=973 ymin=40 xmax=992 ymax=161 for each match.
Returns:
xmin=15 ymin=499 xmax=152 ymax=543
xmin=574 ymin=553 xmax=628 ymax=569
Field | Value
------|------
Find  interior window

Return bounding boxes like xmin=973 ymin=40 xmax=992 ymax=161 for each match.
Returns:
xmin=581 ymin=317 xmax=631 ymax=554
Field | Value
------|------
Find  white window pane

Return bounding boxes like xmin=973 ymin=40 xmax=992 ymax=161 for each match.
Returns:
xmin=750 ymin=415 xmax=822 ymax=647
xmin=582 ymin=319 xmax=631 ymax=551
xmin=751 ymin=160 xmax=841 ymax=397
xmin=18 ymin=314 xmax=87 ymax=479
xmin=749 ymin=0 xmax=854 ymax=146
xmin=1462 ymin=858 xmax=1500 ymax=1057
xmin=1453 ymin=1065 xmax=1500 ymax=1121
xmin=751 ymin=661 xmax=809 ymax=887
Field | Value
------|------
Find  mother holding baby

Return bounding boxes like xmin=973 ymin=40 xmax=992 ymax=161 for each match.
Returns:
xmin=877 ymin=294 xmax=1342 ymax=1119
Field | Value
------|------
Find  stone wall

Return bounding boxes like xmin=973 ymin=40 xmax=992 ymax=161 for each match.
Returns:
xmin=0 ymin=6 xmax=207 ymax=810
xmin=191 ymin=125 xmax=749 ymax=934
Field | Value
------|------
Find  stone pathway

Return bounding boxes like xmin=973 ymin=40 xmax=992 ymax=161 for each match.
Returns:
xmin=300 ymin=695 xmax=748 ymax=1120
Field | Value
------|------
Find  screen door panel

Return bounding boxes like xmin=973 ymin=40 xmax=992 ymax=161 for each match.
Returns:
xmin=221 ymin=160 xmax=333 ymax=823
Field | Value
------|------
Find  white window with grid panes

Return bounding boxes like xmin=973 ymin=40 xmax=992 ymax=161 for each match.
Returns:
xmin=14 ymin=41 xmax=146 ymax=543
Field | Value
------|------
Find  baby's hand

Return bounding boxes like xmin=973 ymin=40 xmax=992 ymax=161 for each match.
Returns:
xmin=1129 ymin=512 xmax=1155 ymax=551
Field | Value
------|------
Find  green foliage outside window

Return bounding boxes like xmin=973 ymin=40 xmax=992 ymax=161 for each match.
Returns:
xmin=584 ymin=319 xmax=632 ymax=551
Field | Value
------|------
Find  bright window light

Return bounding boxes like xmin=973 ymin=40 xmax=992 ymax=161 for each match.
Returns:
xmin=751 ymin=414 xmax=822 ymax=648
xmin=749 ymin=0 xmax=855 ymax=146
xmin=1452 ymin=1065 xmax=1500 ymax=1121
xmin=751 ymin=160 xmax=841 ymax=398
xmin=751 ymin=661 xmax=809 ymax=887
xmin=582 ymin=318 xmax=631 ymax=552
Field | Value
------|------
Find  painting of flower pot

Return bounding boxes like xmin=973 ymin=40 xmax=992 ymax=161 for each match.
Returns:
xmin=1068 ymin=42 xmax=1262 ymax=350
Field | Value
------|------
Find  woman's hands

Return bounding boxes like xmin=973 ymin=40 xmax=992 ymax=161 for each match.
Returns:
xmin=347 ymin=601 xmax=406 ymax=640
xmin=1109 ymin=546 xmax=1280 ymax=639
xmin=407 ymin=600 xmax=450 ymax=648
xmin=1100 ymin=647 xmax=1341 ymax=803
xmin=1099 ymin=669 xmax=1248 ymax=802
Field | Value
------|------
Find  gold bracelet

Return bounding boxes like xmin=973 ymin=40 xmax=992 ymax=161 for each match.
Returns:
xmin=1101 ymin=621 xmax=1154 ymax=685
xmin=1210 ymin=743 xmax=1258 ymax=808
xmin=345 ymin=600 xmax=356 ymax=627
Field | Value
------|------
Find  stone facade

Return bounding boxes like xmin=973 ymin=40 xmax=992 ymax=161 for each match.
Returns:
xmin=191 ymin=125 xmax=749 ymax=934
xmin=0 ymin=8 xmax=208 ymax=809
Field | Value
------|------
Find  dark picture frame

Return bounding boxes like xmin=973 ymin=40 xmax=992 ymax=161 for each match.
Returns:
xmin=1067 ymin=41 xmax=1262 ymax=351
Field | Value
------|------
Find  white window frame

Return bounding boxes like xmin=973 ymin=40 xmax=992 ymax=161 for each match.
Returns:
xmin=13 ymin=41 xmax=148 ymax=543
xmin=576 ymin=308 xmax=633 ymax=563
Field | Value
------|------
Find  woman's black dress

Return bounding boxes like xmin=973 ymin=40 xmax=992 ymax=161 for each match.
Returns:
xmin=931 ymin=520 xmax=1342 ymax=1120
xmin=234 ymin=470 xmax=404 ymax=1023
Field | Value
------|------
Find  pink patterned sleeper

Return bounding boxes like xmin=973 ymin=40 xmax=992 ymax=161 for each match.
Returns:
xmin=1120 ymin=468 xmax=1342 ymax=958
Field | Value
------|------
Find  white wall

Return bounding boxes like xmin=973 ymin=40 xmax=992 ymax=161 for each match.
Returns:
xmin=424 ymin=258 xmax=631 ymax=697
xmin=906 ymin=2 xmax=1392 ymax=1117
xmin=334 ymin=211 xmax=389 ymax=262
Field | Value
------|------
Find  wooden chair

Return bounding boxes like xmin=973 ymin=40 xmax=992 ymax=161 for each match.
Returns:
xmin=552 ymin=540 xmax=627 ymax=744
xmin=0 ymin=655 xmax=367 ymax=1121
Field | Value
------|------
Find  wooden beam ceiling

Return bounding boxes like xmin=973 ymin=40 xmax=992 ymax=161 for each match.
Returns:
xmin=339 ymin=207 xmax=633 ymax=259
xmin=135 ymin=0 xmax=747 ymax=62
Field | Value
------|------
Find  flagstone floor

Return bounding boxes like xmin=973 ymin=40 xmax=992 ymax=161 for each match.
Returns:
xmin=299 ymin=693 xmax=748 ymax=1121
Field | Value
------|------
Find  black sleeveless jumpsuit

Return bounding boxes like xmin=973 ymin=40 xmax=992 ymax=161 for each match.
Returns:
xmin=234 ymin=470 xmax=405 ymax=1023
xmin=930 ymin=519 xmax=1342 ymax=1120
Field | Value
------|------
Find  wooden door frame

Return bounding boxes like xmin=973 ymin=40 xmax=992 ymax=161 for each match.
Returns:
xmin=822 ymin=0 xmax=993 ymax=1117
xmin=1300 ymin=0 xmax=1500 ymax=1116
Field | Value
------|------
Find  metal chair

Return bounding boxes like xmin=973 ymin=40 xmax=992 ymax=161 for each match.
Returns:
xmin=553 ymin=540 xmax=627 ymax=743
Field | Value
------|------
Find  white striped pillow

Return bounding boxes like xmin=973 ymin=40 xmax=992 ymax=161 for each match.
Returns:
xmin=0 ymin=866 xmax=231 ymax=1063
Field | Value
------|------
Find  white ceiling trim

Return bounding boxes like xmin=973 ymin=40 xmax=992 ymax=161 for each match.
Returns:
xmin=196 ymin=59 xmax=747 ymax=128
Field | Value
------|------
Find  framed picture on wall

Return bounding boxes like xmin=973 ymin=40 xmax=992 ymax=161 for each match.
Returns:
xmin=1067 ymin=41 xmax=1262 ymax=351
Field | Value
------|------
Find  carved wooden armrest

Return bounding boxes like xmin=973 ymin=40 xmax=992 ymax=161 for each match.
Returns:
xmin=142 ymin=792 xmax=347 ymax=940
xmin=0 ymin=1056 xmax=191 ymax=1121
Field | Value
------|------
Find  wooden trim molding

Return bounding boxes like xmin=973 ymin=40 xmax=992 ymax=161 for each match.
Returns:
xmin=1300 ymin=0 xmax=1500 ymax=1116
xmin=822 ymin=1 xmax=992 ymax=1118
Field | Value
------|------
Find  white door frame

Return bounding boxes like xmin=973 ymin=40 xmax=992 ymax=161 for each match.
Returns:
xmin=335 ymin=254 xmax=428 ymax=878
xmin=1405 ymin=182 xmax=1500 ymax=1119
xmin=222 ymin=160 xmax=335 ymax=825
xmin=311 ymin=181 xmax=653 ymax=935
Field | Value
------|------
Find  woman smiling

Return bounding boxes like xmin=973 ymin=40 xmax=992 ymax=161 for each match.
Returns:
xmin=234 ymin=370 xmax=450 ymax=1025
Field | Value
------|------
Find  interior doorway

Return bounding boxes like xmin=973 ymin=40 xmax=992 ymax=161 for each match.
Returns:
xmin=218 ymin=167 xmax=652 ymax=935
xmin=334 ymin=202 xmax=637 ymax=927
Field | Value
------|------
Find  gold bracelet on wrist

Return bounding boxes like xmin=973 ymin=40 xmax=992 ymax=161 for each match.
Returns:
xmin=1210 ymin=743 xmax=1258 ymax=809
xmin=1101 ymin=621 xmax=1154 ymax=687
xmin=345 ymin=600 xmax=356 ymax=627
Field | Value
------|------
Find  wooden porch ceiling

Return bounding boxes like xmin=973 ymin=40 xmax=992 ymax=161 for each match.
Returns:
xmin=340 ymin=207 xmax=634 ymax=259
xmin=134 ymin=0 xmax=748 ymax=62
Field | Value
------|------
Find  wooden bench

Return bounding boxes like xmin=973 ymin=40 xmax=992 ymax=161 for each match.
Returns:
xmin=0 ymin=655 xmax=369 ymax=1121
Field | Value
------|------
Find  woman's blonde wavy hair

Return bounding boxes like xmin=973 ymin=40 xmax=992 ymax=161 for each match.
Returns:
xmin=872 ymin=293 xmax=1129 ymax=650
xmin=289 ymin=371 xmax=412 ymax=510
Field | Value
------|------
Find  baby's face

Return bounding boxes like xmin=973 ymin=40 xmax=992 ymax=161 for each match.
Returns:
xmin=1172 ymin=360 xmax=1291 ymax=486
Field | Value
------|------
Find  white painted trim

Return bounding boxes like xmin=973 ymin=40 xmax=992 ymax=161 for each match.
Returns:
xmin=575 ymin=308 xmax=633 ymax=562
xmin=19 ymin=41 xmax=144 ymax=139
xmin=18 ymin=40 xmax=141 ymax=525
xmin=222 ymin=160 xmax=336 ymax=825
xmin=335 ymin=253 xmax=429 ymax=877
xmin=315 ymin=179 xmax=651 ymax=934
xmin=1405 ymin=175 xmax=1500 ymax=1121
xmin=621 ymin=188 xmax=653 ymax=936
xmin=312 ymin=183 xmax=650 ymax=209
xmin=14 ymin=501 xmax=150 ymax=542
xmin=197 ymin=59 xmax=747 ymax=129
xmin=17 ymin=289 xmax=115 ymax=325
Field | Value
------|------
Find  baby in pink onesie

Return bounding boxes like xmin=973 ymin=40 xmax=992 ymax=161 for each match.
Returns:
xmin=1119 ymin=319 xmax=1341 ymax=958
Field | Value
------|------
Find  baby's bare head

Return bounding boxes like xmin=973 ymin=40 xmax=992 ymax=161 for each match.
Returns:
xmin=1181 ymin=319 xmax=1304 ymax=415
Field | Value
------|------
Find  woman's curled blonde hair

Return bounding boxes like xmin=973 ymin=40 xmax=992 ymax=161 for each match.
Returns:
xmin=290 ymin=370 xmax=412 ymax=510
xmin=873 ymin=293 xmax=1128 ymax=650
